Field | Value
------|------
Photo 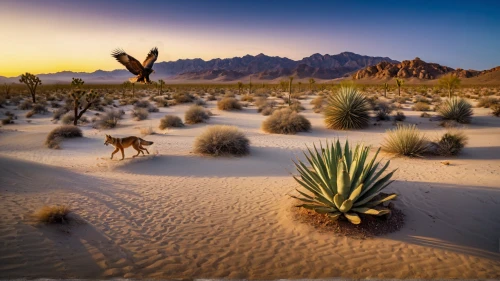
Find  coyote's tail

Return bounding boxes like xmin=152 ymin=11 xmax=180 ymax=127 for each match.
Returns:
xmin=128 ymin=77 xmax=138 ymax=83
xmin=140 ymin=139 xmax=154 ymax=146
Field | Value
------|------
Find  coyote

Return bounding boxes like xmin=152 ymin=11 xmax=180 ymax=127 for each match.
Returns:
xmin=104 ymin=135 xmax=154 ymax=160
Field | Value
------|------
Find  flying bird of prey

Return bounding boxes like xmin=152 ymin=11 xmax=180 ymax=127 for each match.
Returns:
xmin=111 ymin=47 xmax=158 ymax=84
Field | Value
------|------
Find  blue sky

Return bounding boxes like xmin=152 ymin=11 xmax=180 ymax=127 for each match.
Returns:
xmin=1 ymin=0 xmax=499 ymax=75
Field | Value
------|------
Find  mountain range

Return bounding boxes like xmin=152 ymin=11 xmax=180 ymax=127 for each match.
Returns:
xmin=0 ymin=52 xmax=398 ymax=84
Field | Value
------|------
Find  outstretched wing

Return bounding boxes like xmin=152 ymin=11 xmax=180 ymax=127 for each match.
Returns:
xmin=142 ymin=47 xmax=158 ymax=69
xmin=111 ymin=49 xmax=144 ymax=75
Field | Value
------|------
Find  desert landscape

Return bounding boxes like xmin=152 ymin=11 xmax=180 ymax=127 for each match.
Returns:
xmin=1 ymin=0 xmax=500 ymax=280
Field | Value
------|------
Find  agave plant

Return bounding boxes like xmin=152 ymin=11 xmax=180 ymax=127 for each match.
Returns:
xmin=437 ymin=97 xmax=473 ymax=123
xmin=324 ymin=85 xmax=370 ymax=130
xmin=292 ymin=139 xmax=397 ymax=225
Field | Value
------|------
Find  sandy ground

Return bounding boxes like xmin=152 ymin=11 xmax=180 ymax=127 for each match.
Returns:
xmin=0 ymin=94 xmax=500 ymax=279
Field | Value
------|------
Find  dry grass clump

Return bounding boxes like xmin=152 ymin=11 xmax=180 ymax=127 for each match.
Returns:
xmin=374 ymin=101 xmax=394 ymax=121
xmin=241 ymin=95 xmax=254 ymax=102
xmin=217 ymin=97 xmax=242 ymax=111
xmin=262 ymin=108 xmax=311 ymax=134
xmin=193 ymin=125 xmax=249 ymax=156
xmin=382 ymin=124 xmax=429 ymax=157
xmin=45 ymin=125 xmax=83 ymax=149
xmin=18 ymin=100 xmax=33 ymax=110
xmin=393 ymin=111 xmax=406 ymax=121
xmin=437 ymin=97 xmax=473 ymax=124
xmin=93 ymin=109 xmax=123 ymax=129
xmin=60 ymin=112 xmax=88 ymax=125
xmin=52 ymin=107 xmax=69 ymax=120
xmin=412 ymin=102 xmax=431 ymax=111
xmin=433 ymin=129 xmax=468 ymax=156
xmin=194 ymin=98 xmax=206 ymax=106
xmin=131 ymin=108 xmax=149 ymax=121
xmin=289 ymin=100 xmax=305 ymax=112
xmin=476 ymin=97 xmax=498 ymax=108
xmin=159 ymin=115 xmax=184 ymax=129
xmin=185 ymin=105 xmax=210 ymax=124
xmin=173 ymin=92 xmax=194 ymax=103
xmin=324 ymin=86 xmax=370 ymax=130
xmin=310 ymin=96 xmax=325 ymax=113
xmin=420 ymin=112 xmax=432 ymax=118
xmin=134 ymin=100 xmax=159 ymax=112
xmin=491 ymin=104 xmax=500 ymax=117
xmin=33 ymin=205 xmax=71 ymax=224
xmin=140 ymin=125 xmax=155 ymax=136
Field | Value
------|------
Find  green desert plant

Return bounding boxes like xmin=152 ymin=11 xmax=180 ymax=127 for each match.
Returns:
xmin=437 ymin=97 xmax=473 ymax=124
xmin=262 ymin=108 xmax=311 ymax=134
xmin=159 ymin=115 xmax=184 ymax=129
xmin=193 ymin=125 xmax=250 ymax=156
xmin=324 ymin=85 xmax=370 ymax=130
xmin=434 ymin=129 xmax=468 ymax=156
xmin=438 ymin=74 xmax=461 ymax=98
xmin=292 ymin=139 xmax=397 ymax=225
xmin=382 ymin=124 xmax=429 ymax=157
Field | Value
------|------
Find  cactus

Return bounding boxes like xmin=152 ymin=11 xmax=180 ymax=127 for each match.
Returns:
xmin=158 ymin=79 xmax=165 ymax=95
xmin=395 ymin=79 xmax=404 ymax=96
xmin=292 ymin=139 xmax=397 ymax=224
xmin=383 ymin=82 xmax=389 ymax=98
xmin=288 ymin=76 xmax=294 ymax=105
xmin=19 ymin=73 xmax=42 ymax=103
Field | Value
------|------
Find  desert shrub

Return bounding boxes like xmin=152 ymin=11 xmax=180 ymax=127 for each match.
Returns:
xmin=25 ymin=111 xmax=35 ymax=118
xmin=382 ymin=124 xmax=429 ymax=157
xmin=437 ymin=97 xmax=473 ymax=124
xmin=261 ymin=106 xmax=275 ymax=116
xmin=292 ymin=139 xmax=397 ymax=225
xmin=217 ymin=97 xmax=242 ymax=111
xmin=412 ymin=102 xmax=431 ymax=111
xmin=394 ymin=97 xmax=408 ymax=104
xmin=374 ymin=101 xmax=394 ymax=121
xmin=173 ymin=92 xmax=194 ymax=103
xmin=140 ymin=125 xmax=155 ymax=136
xmin=477 ymin=97 xmax=498 ymax=108
xmin=433 ymin=129 xmax=468 ymax=156
xmin=159 ymin=115 xmax=184 ymax=129
xmin=0 ymin=96 xmax=5 ymax=107
xmin=53 ymin=108 xmax=69 ymax=120
xmin=60 ymin=112 xmax=87 ymax=125
xmin=155 ymin=97 xmax=170 ymax=107
xmin=131 ymin=108 xmax=149 ymax=121
xmin=93 ymin=109 xmax=122 ymax=129
xmin=45 ymin=125 xmax=83 ymax=149
xmin=9 ymin=96 xmax=22 ymax=105
xmin=193 ymin=125 xmax=249 ymax=156
xmin=310 ymin=96 xmax=325 ymax=113
xmin=289 ymin=100 xmax=305 ymax=112
xmin=134 ymin=100 xmax=158 ymax=112
xmin=241 ymin=95 xmax=254 ymax=102
xmin=491 ymin=104 xmax=500 ymax=117
xmin=18 ymin=100 xmax=33 ymax=110
xmin=393 ymin=111 xmax=406 ymax=121
xmin=206 ymin=94 xmax=216 ymax=101
xmin=262 ymin=108 xmax=311 ymax=134
xmin=2 ymin=116 xmax=14 ymax=125
xmin=185 ymin=105 xmax=210 ymax=124
xmin=194 ymin=98 xmax=206 ymax=106
xmin=33 ymin=205 xmax=71 ymax=224
xmin=50 ymin=101 xmax=60 ymax=108
xmin=31 ymin=103 xmax=48 ymax=114
xmin=420 ymin=112 xmax=431 ymax=118
xmin=324 ymin=86 xmax=370 ymax=130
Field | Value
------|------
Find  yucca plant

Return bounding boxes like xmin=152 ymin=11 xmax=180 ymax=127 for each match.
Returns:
xmin=324 ymin=86 xmax=370 ymax=130
xmin=382 ymin=124 xmax=429 ymax=157
xmin=292 ymin=139 xmax=397 ymax=225
xmin=437 ymin=97 xmax=473 ymax=123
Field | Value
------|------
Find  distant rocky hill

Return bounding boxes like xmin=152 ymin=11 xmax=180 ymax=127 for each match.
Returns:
xmin=1 ymin=52 xmax=398 ymax=84
xmin=352 ymin=57 xmax=500 ymax=81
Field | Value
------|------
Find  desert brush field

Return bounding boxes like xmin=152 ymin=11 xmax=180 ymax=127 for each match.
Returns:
xmin=0 ymin=82 xmax=500 ymax=279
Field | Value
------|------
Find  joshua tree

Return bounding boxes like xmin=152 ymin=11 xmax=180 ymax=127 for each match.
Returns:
xmin=308 ymin=78 xmax=316 ymax=92
xmin=19 ymin=72 xmax=42 ymax=103
xmin=288 ymin=76 xmax=294 ymax=105
xmin=438 ymin=74 xmax=461 ymax=98
xmin=298 ymin=81 xmax=302 ymax=92
xmin=2 ymin=83 xmax=12 ymax=98
xmin=237 ymin=82 xmax=243 ymax=95
xmin=383 ymin=82 xmax=389 ymax=98
xmin=158 ymin=79 xmax=165 ymax=95
xmin=395 ymin=78 xmax=404 ymax=96
xmin=69 ymin=78 xmax=100 ymax=126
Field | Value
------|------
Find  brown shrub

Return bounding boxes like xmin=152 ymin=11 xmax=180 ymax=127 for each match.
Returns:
xmin=193 ymin=125 xmax=250 ymax=156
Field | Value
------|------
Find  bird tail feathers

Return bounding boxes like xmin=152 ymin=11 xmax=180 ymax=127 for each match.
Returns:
xmin=128 ymin=77 xmax=138 ymax=83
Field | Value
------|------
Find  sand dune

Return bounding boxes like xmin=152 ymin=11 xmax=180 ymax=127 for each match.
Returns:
xmin=1 ymin=96 xmax=500 ymax=279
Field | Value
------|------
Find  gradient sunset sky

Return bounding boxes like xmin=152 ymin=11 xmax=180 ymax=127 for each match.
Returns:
xmin=1 ymin=0 xmax=499 ymax=77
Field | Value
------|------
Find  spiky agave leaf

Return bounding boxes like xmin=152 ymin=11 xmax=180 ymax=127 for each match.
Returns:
xmin=292 ymin=139 xmax=397 ymax=225
xmin=324 ymin=86 xmax=370 ymax=130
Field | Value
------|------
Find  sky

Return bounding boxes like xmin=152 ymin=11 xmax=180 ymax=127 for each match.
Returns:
xmin=1 ymin=0 xmax=499 ymax=77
